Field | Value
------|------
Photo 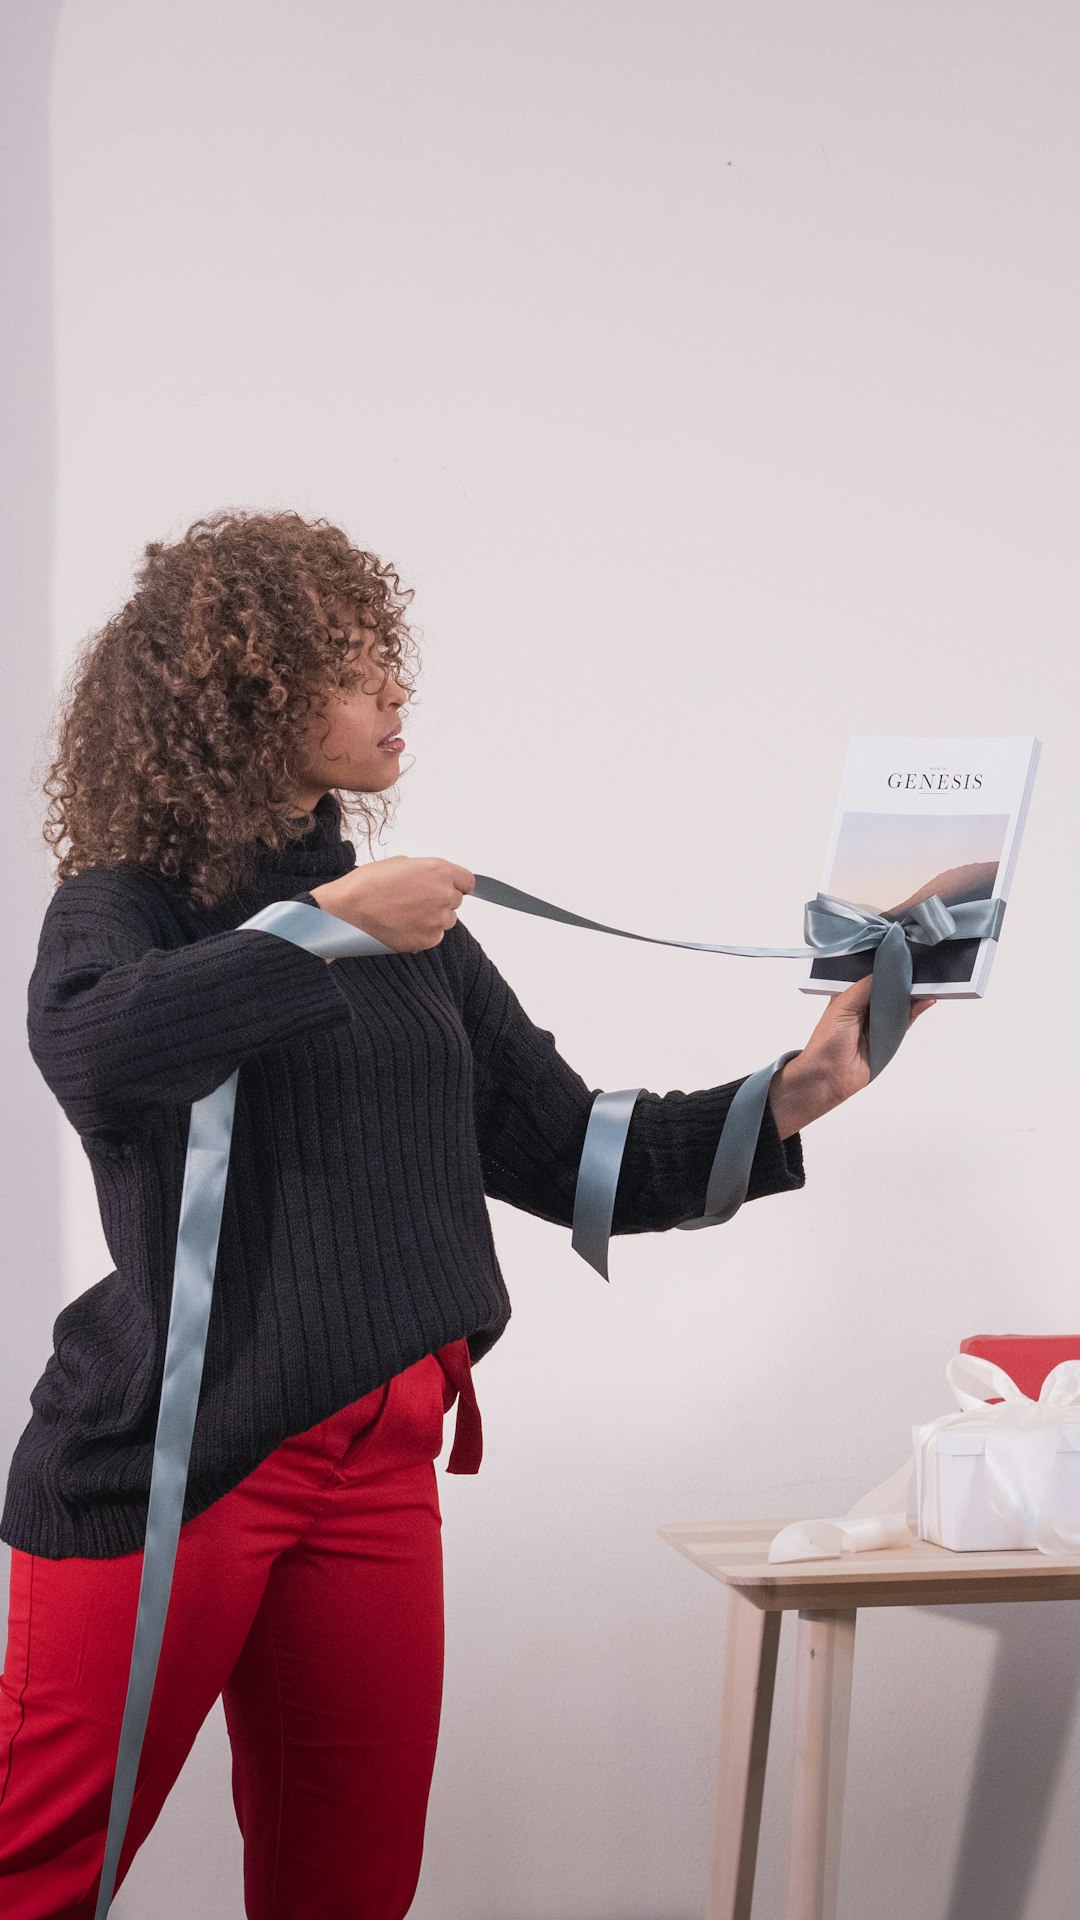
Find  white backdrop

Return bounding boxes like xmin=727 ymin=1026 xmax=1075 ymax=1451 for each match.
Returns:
xmin=3 ymin=3 xmax=1079 ymax=1916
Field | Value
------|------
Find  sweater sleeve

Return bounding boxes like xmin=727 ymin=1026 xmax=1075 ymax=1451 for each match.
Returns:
xmin=446 ymin=916 xmax=805 ymax=1235
xmin=27 ymin=867 xmax=356 ymax=1137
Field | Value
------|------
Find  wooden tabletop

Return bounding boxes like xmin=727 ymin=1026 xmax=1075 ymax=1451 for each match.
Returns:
xmin=657 ymin=1519 xmax=1080 ymax=1610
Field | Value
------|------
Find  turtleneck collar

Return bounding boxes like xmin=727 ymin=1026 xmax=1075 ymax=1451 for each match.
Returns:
xmin=250 ymin=791 xmax=357 ymax=883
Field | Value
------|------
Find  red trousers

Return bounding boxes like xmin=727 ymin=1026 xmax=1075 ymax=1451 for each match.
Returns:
xmin=0 ymin=1341 xmax=482 ymax=1919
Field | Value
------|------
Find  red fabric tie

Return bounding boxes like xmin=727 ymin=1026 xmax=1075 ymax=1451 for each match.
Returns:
xmin=434 ymin=1337 xmax=483 ymax=1473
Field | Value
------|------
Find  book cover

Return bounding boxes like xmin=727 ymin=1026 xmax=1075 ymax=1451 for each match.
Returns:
xmin=800 ymin=735 xmax=1041 ymax=999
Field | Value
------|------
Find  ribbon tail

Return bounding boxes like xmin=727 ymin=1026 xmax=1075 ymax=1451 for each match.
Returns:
xmin=768 ymin=1455 xmax=917 ymax=1564
xmin=571 ymin=1088 xmax=643 ymax=1280
xmin=94 ymin=1074 xmax=237 ymax=1919
xmin=868 ymin=921 xmax=913 ymax=1081
xmin=768 ymin=1511 xmax=914 ymax=1564
xmin=1035 ymin=1510 xmax=1080 ymax=1556
xmin=983 ymin=1422 xmax=1080 ymax=1557
xmin=845 ymin=1455 xmax=918 ymax=1523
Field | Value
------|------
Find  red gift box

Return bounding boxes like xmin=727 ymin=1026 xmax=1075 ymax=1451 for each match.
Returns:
xmin=959 ymin=1334 xmax=1080 ymax=1403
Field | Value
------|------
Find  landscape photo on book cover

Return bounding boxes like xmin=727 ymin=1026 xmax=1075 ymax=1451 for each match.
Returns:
xmin=808 ymin=810 xmax=1009 ymax=987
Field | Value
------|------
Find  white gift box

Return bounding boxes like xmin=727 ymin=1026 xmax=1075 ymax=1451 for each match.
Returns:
xmin=913 ymin=1420 xmax=1080 ymax=1551
xmin=767 ymin=1356 xmax=1080 ymax=1569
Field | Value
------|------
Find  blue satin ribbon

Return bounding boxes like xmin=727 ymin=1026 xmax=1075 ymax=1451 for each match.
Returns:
xmin=92 ymin=879 xmax=1004 ymax=1914
xmin=466 ymin=881 xmax=1006 ymax=1282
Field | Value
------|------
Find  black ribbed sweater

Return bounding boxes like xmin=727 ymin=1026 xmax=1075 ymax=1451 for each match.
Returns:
xmin=1 ymin=795 xmax=806 ymax=1559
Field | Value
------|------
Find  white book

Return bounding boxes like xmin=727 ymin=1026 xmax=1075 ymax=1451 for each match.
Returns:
xmin=800 ymin=735 xmax=1041 ymax=1000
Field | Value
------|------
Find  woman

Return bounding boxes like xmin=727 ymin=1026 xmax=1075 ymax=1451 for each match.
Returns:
xmin=0 ymin=507 xmax=934 ymax=1915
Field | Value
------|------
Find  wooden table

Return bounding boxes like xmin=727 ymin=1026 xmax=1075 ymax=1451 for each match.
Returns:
xmin=657 ymin=1518 xmax=1080 ymax=1920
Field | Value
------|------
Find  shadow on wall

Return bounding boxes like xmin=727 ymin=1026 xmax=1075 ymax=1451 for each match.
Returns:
xmin=460 ymin=1593 xmax=1080 ymax=1920
xmin=930 ymin=1600 xmax=1080 ymax=1920
xmin=0 ymin=0 xmax=68 ymax=1656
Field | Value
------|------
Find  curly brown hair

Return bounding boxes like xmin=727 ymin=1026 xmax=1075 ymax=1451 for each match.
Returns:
xmin=37 ymin=508 xmax=422 ymax=908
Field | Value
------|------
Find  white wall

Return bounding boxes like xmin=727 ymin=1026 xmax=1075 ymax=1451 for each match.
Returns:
xmin=3 ymin=1 xmax=1079 ymax=1914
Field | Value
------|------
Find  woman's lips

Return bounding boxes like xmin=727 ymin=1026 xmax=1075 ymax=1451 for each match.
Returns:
xmin=378 ymin=734 xmax=404 ymax=752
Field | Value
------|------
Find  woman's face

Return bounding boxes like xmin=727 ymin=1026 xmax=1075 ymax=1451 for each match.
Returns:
xmin=290 ymin=594 xmax=410 ymax=811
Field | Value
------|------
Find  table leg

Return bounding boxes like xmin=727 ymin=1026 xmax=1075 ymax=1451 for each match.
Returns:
xmin=706 ymin=1588 xmax=781 ymax=1920
xmin=785 ymin=1609 xmax=857 ymax=1920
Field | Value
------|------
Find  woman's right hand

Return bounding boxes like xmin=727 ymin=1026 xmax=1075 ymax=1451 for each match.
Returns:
xmin=309 ymin=857 xmax=477 ymax=956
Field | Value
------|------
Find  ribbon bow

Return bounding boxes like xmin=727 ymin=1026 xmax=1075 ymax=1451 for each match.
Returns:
xmin=93 ymin=877 xmax=1004 ymax=1915
xmin=916 ymin=1353 xmax=1080 ymax=1555
xmin=767 ymin=1353 xmax=1080 ymax=1565
xmin=803 ymin=890 xmax=1005 ymax=1085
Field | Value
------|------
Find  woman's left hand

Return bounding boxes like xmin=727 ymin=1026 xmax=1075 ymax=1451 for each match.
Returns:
xmin=783 ymin=973 xmax=938 ymax=1122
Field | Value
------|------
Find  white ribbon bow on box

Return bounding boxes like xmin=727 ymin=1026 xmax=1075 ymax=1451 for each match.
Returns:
xmin=767 ymin=1352 xmax=1080 ymax=1564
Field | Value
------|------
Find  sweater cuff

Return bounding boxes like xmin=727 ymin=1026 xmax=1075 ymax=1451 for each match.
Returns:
xmin=745 ymin=1090 xmax=806 ymax=1199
